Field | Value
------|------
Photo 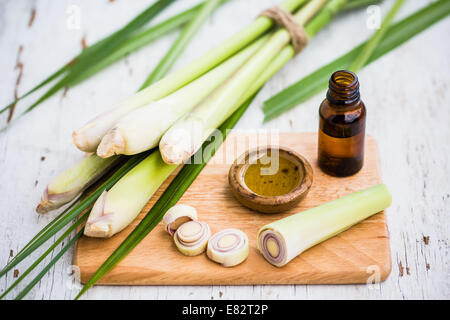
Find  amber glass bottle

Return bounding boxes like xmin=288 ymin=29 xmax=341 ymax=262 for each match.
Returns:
xmin=318 ymin=70 xmax=366 ymax=177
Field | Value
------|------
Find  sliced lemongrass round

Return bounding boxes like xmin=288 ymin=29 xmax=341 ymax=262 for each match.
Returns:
xmin=174 ymin=221 xmax=210 ymax=256
xmin=163 ymin=204 xmax=198 ymax=236
xmin=207 ymin=228 xmax=249 ymax=267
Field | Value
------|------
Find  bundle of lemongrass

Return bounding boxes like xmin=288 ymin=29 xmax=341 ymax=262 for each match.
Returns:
xmin=38 ymin=0 xmax=337 ymax=238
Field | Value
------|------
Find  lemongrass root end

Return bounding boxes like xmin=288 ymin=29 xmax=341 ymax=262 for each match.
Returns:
xmin=35 ymin=188 xmax=77 ymax=214
xmin=160 ymin=143 xmax=192 ymax=165
xmin=84 ymin=222 xmax=112 ymax=238
xmin=97 ymin=128 xmax=125 ymax=158
xmin=72 ymin=124 xmax=98 ymax=153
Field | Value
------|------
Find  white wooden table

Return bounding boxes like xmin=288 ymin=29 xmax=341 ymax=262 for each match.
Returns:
xmin=0 ymin=0 xmax=448 ymax=300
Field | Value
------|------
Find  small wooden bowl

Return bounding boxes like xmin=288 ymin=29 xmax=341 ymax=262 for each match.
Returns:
xmin=228 ymin=147 xmax=313 ymax=213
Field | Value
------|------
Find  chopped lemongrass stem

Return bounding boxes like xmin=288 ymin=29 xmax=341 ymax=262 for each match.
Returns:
xmin=159 ymin=0 xmax=328 ymax=164
xmin=257 ymin=184 xmax=392 ymax=267
xmin=163 ymin=204 xmax=198 ymax=236
xmin=174 ymin=221 xmax=211 ymax=256
xmin=84 ymin=151 xmax=177 ymax=238
xmin=36 ymin=155 xmax=120 ymax=213
xmin=207 ymin=229 xmax=249 ymax=267
xmin=72 ymin=0 xmax=307 ymax=152
xmin=96 ymin=36 xmax=268 ymax=157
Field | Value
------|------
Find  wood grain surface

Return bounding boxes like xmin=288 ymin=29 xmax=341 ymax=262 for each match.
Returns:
xmin=74 ymin=133 xmax=391 ymax=285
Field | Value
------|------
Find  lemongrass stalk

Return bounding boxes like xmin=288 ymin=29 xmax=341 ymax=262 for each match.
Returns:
xmin=36 ymin=155 xmax=120 ymax=213
xmin=257 ymin=184 xmax=392 ymax=267
xmin=159 ymin=0 xmax=328 ymax=164
xmin=72 ymin=0 xmax=308 ymax=152
xmin=97 ymin=36 xmax=268 ymax=157
xmin=84 ymin=151 xmax=177 ymax=238
xmin=349 ymin=0 xmax=404 ymax=72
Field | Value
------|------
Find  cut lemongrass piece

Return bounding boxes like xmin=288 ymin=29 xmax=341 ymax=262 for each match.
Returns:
xmin=72 ymin=0 xmax=307 ymax=152
xmin=207 ymin=229 xmax=249 ymax=267
xmin=84 ymin=151 xmax=176 ymax=238
xmin=173 ymin=221 xmax=211 ymax=256
xmin=163 ymin=204 xmax=198 ymax=236
xmin=159 ymin=0 xmax=327 ymax=164
xmin=257 ymin=184 xmax=392 ymax=267
xmin=36 ymin=155 xmax=120 ymax=214
xmin=96 ymin=36 xmax=267 ymax=157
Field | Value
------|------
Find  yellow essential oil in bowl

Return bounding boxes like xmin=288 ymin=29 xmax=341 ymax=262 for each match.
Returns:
xmin=243 ymin=151 xmax=303 ymax=197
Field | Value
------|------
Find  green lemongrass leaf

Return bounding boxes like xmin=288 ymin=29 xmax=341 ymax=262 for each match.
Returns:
xmin=140 ymin=0 xmax=222 ymax=89
xmin=59 ymin=0 xmax=176 ymax=84
xmin=75 ymin=94 xmax=257 ymax=299
xmin=70 ymin=1 xmax=206 ymax=88
xmin=0 ymin=68 xmax=66 ymax=115
xmin=1 ymin=0 xmax=175 ymax=125
xmin=15 ymin=228 xmax=85 ymax=300
xmin=0 ymin=151 xmax=149 ymax=278
xmin=0 ymin=37 xmax=111 ymax=115
xmin=349 ymin=0 xmax=405 ymax=72
xmin=0 ymin=212 xmax=88 ymax=299
xmin=263 ymin=0 xmax=450 ymax=121
xmin=343 ymin=0 xmax=383 ymax=11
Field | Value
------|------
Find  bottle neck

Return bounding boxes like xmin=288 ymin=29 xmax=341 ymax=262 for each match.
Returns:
xmin=326 ymin=70 xmax=360 ymax=106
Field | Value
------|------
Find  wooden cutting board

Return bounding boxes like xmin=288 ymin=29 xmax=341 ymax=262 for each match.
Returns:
xmin=74 ymin=132 xmax=391 ymax=285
